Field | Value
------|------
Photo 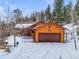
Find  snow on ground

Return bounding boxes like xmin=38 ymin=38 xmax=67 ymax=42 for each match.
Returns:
xmin=5 ymin=36 xmax=22 ymax=46
xmin=0 ymin=24 xmax=79 ymax=59
xmin=0 ymin=36 xmax=79 ymax=59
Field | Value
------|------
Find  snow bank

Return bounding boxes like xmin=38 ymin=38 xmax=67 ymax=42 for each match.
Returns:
xmin=5 ymin=35 xmax=22 ymax=46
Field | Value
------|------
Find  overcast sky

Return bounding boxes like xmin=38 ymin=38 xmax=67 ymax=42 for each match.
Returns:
xmin=0 ymin=0 xmax=76 ymax=16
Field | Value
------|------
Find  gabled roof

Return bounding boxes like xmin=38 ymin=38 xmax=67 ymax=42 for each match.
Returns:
xmin=63 ymin=23 xmax=78 ymax=31
xmin=32 ymin=22 xmax=64 ymax=30
xmin=32 ymin=24 xmax=45 ymax=30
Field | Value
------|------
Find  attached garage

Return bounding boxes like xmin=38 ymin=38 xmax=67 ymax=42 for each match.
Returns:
xmin=32 ymin=22 xmax=64 ymax=43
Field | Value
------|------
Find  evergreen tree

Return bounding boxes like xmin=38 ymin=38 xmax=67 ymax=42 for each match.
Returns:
xmin=40 ymin=10 xmax=44 ymax=20
xmin=53 ymin=0 xmax=64 ymax=23
xmin=75 ymin=0 xmax=79 ymax=22
xmin=45 ymin=5 xmax=51 ymax=21
xmin=63 ymin=6 xmax=67 ymax=23
xmin=24 ymin=16 xmax=29 ymax=21
xmin=63 ymin=1 xmax=73 ymax=23
xmin=75 ymin=0 xmax=79 ymax=16
xmin=35 ymin=11 xmax=41 ymax=21
xmin=68 ymin=1 xmax=73 ymax=23
xmin=32 ymin=12 xmax=36 ymax=21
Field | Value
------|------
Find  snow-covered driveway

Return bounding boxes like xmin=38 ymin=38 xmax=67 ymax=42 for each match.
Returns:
xmin=12 ymin=42 xmax=79 ymax=59
xmin=0 ymin=36 xmax=79 ymax=59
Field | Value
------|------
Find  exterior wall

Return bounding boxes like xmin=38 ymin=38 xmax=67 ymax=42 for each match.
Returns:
xmin=29 ymin=21 xmax=45 ymax=37
xmin=15 ymin=29 xmax=27 ymax=36
xmin=34 ymin=23 xmax=64 ymax=43
xmin=26 ymin=29 xmax=33 ymax=36
xmin=15 ymin=28 xmax=32 ymax=36
xmin=15 ymin=30 xmax=22 ymax=36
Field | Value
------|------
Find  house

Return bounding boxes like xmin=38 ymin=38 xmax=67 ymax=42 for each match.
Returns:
xmin=32 ymin=22 xmax=64 ymax=43
xmin=14 ymin=21 xmax=36 ymax=36
xmin=14 ymin=20 xmax=45 ymax=36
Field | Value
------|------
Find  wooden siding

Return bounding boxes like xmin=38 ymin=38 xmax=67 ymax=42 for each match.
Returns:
xmin=33 ymin=22 xmax=64 ymax=43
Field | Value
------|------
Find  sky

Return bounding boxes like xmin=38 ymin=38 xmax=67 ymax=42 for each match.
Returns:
xmin=0 ymin=0 xmax=77 ymax=16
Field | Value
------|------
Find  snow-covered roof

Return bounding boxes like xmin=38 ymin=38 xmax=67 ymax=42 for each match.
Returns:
xmin=63 ymin=23 xmax=78 ymax=31
xmin=33 ymin=24 xmax=45 ymax=30
xmin=14 ymin=24 xmax=33 ymax=29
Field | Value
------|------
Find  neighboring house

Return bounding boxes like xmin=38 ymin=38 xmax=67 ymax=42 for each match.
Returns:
xmin=32 ymin=22 xmax=64 ymax=43
xmin=14 ymin=21 xmax=45 ymax=36
xmin=14 ymin=21 xmax=36 ymax=36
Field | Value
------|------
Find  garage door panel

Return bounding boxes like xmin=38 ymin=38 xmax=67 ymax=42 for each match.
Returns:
xmin=38 ymin=33 xmax=60 ymax=42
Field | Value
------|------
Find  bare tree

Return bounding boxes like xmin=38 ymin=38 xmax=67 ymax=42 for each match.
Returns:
xmin=13 ymin=8 xmax=23 ymax=22
xmin=0 ymin=21 xmax=8 ymax=45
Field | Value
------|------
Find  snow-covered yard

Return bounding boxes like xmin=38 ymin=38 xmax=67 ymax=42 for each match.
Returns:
xmin=0 ymin=36 xmax=79 ymax=59
xmin=0 ymin=23 xmax=79 ymax=59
